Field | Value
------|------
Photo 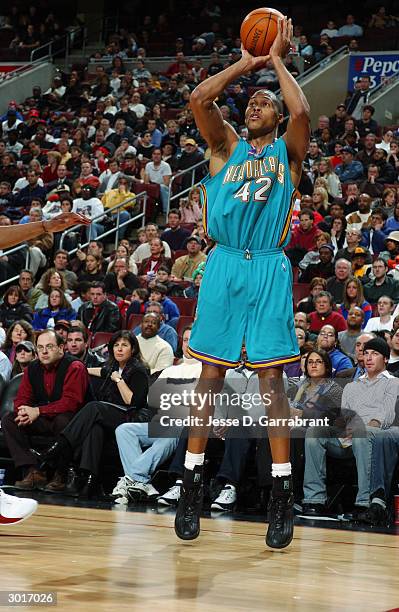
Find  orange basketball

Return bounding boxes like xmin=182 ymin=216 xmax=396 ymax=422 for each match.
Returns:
xmin=240 ymin=7 xmax=284 ymax=57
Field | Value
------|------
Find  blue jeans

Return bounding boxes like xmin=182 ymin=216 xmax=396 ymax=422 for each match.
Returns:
xmin=370 ymin=427 xmax=399 ymax=498
xmin=86 ymin=222 xmax=104 ymax=241
xmin=159 ymin=184 xmax=170 ymax=214
xmin=115 ymin=422 xmax=178 ymax=483
xmin=113 ymin=210 xmax=131 ymax=239
xmin=303 ymin=425 xmax=379 ymax=507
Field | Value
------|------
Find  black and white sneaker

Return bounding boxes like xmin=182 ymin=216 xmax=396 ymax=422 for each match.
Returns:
xmin=157 ymin=481 xmax=182 ymax=507
xmin=266 ymin=476 xmax=294 ymax=549
xmin=299 ymin=504 xmax=339 ymax=521
xmin=357 ymin=502 xmax=388 ymax=526
xmin=128 ymin=481 xmax=159 ymax=502
xmin=174 ymin=483 xmax=203 ymax=540
xmin=211 ymin=484 xmax=237 ymax=512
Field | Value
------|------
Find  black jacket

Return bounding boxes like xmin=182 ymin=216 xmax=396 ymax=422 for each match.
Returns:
xmin=104 ymin=271 xmax=140 ymax=298
xmin=78 ymin=299 xmax=121 ymax=334
xmin=84 ymin=349 xmax=106 ymax=368
xmin=98 ymin=358 xmax=153 ymax=421
xmin=0 ymin=301 xmax=33 ymax=328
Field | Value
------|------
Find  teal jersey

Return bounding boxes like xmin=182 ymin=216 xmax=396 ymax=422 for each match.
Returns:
xmin=200 ymin=136 xmax=295 ymax=251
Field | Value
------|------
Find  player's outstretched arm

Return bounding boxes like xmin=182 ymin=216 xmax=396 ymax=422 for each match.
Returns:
xmin=269 ymin=17 xmax=310 ymax=186
xmin=0 ymin=212 xmax=90 ymax=249
xmin=190 ymin=52 xmax=271 ymax=159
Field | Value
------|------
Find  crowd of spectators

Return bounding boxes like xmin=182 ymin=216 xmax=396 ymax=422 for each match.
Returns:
xmin=0 ymin=2 xmax=398 ymax=528
xmin=0 ymin=3 xmax=80 ymax=61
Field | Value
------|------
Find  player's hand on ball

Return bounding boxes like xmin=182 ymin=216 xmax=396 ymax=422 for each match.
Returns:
xmin=240 ymin=44 xmax=271 ymax=72
xmin=269 ymin=17 xmax=292 ymax=60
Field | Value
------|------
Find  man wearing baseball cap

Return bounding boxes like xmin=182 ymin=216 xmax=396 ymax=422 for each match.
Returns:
xmin=335 ymin=146 xmax=364 ymax=183
xmin=351 ymin=246 xmax=371 ymax=279
xmin=300 ymin=243 xmax=335 ymax=283
xmin=12 ymin=340 xmax=37 ymax=377
xmin=175 ymin=136 xmax=205 ymax=192
xmin=171 ymin=235 xmax=207 ymax=281
xmin=302 ymin=335 xmax=398 ymax=521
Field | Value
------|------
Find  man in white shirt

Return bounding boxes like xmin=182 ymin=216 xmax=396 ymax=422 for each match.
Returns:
xmin=137 ymin=313 xmax=174 ymax=377
xmin=338 ymin=14 xmax=363 ymax=37
xmin=72 ymin=184 xmax=104 ymax=240
xmin=144 ymin=148 xmax=172 ymax=214
xmin=132 ymin=222 xmax=171 ymax=264
xmin=98 ymin=159 xmax=121 ymax=194
xmin=129 ymin=93 xmax=146 ymax=118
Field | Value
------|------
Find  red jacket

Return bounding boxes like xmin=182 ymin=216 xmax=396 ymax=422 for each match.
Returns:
xmin=308 ymin=310 xmax=348 ymax=333
xmin=288 ymin=224 xmax=319 ymax=251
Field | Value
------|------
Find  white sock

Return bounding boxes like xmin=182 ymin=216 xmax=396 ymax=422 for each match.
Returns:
xmin=184 ymin=451 xmax=205 ymax=471
xmin=272 ymin=462 xmax=292 ymax=478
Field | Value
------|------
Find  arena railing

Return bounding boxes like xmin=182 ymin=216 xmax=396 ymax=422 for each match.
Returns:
xmin=368 ymin=68 xmax=399 ymax=99
xmin=59 ymin=192 xmax=147 ymax=255
xmin=167 ymin=159 xmax=209 ymax=216
xmin=0 ymin=243 xmax=30 ymax=290
xmin=274 ymin=46 xmax=348 ymax=98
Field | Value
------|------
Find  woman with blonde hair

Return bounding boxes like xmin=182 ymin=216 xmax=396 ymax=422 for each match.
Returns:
xmin=338 ymin=276 xmax=372 ymax=328
xmin=312 ymin=186 xmax=329 ymax=217
xmin=316 ymin=157 xmax=342 ymax=198
xmin=42 ymin=150 xmax=62 ymax=184
xmin=179 ymin=186 xmax=202 ymax=224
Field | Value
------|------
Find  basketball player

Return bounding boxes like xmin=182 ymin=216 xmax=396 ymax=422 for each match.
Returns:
xmin=174 ymin=17 xmax=310 ymax=548
xmin=0 ymin=210 xmax=89 ymax=525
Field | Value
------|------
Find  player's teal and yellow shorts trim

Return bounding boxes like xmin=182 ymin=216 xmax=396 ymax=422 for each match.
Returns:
xmin=188 ymin=244 xmax=299 ymax=370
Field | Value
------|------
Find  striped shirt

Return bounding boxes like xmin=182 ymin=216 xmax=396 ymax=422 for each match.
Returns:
xmin=342 ymin=370 xmax=399 ymax=428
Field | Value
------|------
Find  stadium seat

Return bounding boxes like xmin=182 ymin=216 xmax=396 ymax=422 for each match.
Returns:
xmin=126 ymin=313 xmax=144 ymax=331
xmin=133 ymin=183 xmax=160 ymax=222
xmin=293 ymin=283 xmax=311 ymax=304
xmin=180 ymin=223 xmax=196 ymax=233
xmin=173 ymin=249 xmax=188 ymax=261
xmin=176 ymin=315 xmax=194 ymax=340
xmin=170 ymin=296 xmax=197 ymax=316
xmin=91 ymin=332 xmax=114 ymax=348
xmin=0 ymin=374 xmax=13 ymax=421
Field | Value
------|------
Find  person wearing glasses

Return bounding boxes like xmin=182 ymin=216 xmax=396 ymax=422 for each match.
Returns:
xmin=289 ymin=348 xmax=342 ymax=505
xmin=316 ymin=324 xmax=352 ymax=375
xmin=302 ymin=336 xmax=398 ymax=521
xmin=1 ymin=329 xmax=89 ymax=493
xmin=364 ymin=258 xmax=399 ymax=305
xmin=335 ymin=227 xmax=363 ymax=262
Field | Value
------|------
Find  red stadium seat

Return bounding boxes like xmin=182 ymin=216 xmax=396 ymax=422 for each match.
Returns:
xmin=176 ymin=316 xmax=194 ymax=340
xmin=180 ymin=223 xmax=196 ymax=233
xmin=133 ymin=183 xmax=160 ymax=221
xmin=170 ymin=297 xmax=197 ymax=316
xmin=126 ymin=313 xmax=144 ymax=331
xmin=90 ymin=332 xmax=114 ymax=348
xmin=173 ymin=249 xmax=188 ymax=261
xmin=293 ymin=283 xmax=311 ymax=304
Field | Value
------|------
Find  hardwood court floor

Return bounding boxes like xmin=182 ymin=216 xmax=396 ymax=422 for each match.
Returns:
xmin=1 ymin=504 xmax=398 ymax=612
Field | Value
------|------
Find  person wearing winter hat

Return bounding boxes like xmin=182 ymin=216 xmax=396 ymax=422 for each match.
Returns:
xmin=301 ymin=333 xmax=398 ymax=521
